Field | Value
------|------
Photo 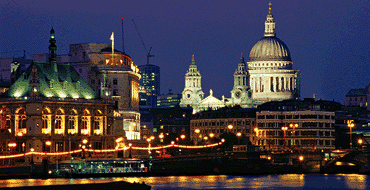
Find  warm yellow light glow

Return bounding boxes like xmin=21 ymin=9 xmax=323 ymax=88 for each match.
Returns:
xmin=195 ymin=129 xmax=200 ymax=134
xmin=94 ymin=130 xmax=101 ymax=135
xmin=267 ymin=156 xmax=271 ymax=160
xmin=227 ymin=124 xmax=233 ymax=130
xmin=281 ymin=127 xmax=288 ymax=131
xmin=358 ymin=139 xmax=363 ymax=145
xmin=17 ymin=132 xmax=23 ymax=137
xmin=147 ymin=138 xmax=151 ymax=142
xmin=204 ymin=136 xmax=208 ymax=140
xmin=82 ymin=139 xmax=88 ymax=144
xmin=8 ymin=143 xmax=17 ymax=148
xmin=82 ymin=130 xmax=89 ymax=135
xmin=129 ymin=143 xmax=132 ymax=147
xmin=221 ymin=138 xmax=225 ymax=142
xmin=150 ymin=136 xmax=155 ymax=140
xmin=45 ymin=141 xmax=52 ymax=146
xmin=209 ymin=133 xmax=214 ymax=138
xmin=30 ymin=148 xmax=34 ymax=152
xmin=236 ymin=132 xmax=242 ymax=137
xmin=171 ymin=141 xmax=175 ymax=145
xmin=180 ymin=134 xmax=186 ymax=139
xmin=82 ymin=145 xmax=86 ymax=149
xmin=254 ymin=127 xmax=258 ymax=133
xmin=116 ymin=137 xmax=123 ymax=143
xmin=299 ymin=155 xmax=304 ymax=161
xmin=159 ymin=134 xmax=164 ymax=139
xmin=347 ymin=120 xmax=355 ymax=128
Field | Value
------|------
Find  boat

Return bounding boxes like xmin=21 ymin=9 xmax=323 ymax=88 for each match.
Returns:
xmin=51 ymin=158 xmax=150 ymax=178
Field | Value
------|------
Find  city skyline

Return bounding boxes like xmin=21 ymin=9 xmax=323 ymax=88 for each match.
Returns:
xmin=1 ymin=0 xmax=369 ymax=104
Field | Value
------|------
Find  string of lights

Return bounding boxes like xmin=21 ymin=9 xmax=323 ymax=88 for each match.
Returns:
xmin=0 ymin=141 xmax=223 ymax=159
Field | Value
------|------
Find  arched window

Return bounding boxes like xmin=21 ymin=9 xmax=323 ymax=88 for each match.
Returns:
xmin=15 ymin=108 xmax=27 ymax=136
xmin=81 ymin=109 xmax=91 ymax=135
xmin=54 ymin=109 xmax=65 ymax=135
xmin=94 ymin=110 xmax=103 ymax=136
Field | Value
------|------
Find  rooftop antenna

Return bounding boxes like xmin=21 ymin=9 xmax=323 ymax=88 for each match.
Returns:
xmin=132 ymin=19 xmax=154 ymax=64
xmin=121 ymin=18 xmax=125 ymax=54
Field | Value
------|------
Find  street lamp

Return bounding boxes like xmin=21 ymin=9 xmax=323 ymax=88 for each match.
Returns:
xmin=8 ymin=143 xmax=16 ymax=165
xmin=195 ymin=129 xmax=200 ymax=144
xmin=180 ymin=134 xmax=186 ymax=141
xmin=358 ymin=139 xmax=363 ymax=150
xmin=147 ymin=138 xmax=152 ymax=156
xmin=347 ymin=120 xmax=355 ymax=149
xmin=82 ymin=139 xmax=88 ymax=159
xmin=209 ymin=133 xmax=214 ymax=138
xmin=45 ymin=141 xmax=52 ymax=152
xmin=159 ymin=133 xmax=164 ymax=142
xmin=281 ymin=126 xmax=288 ymax=150
xmin=358 ymin=139 xmax=363 ymax=145
xmin=227 ymin=124 xmax=233 ymax=133
xmin=254 ymin=127 xmax=259 ymax=145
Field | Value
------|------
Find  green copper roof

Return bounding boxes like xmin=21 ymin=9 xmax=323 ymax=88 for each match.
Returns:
xmin=3 ymin=62 xmax=97 ymax=99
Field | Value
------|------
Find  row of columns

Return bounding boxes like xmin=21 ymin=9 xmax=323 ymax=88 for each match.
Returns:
xmin=251 ymin=76 xmax=296 ymax=93
xmin=9 ymin=114 xmax=110 ymax=136
xmin=185 ymin=77 xmax=201 ymax=88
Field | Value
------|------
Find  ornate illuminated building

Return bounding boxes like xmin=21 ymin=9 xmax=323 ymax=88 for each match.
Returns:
xmin=0 ymin=29 xmax=117 ymax=163
xmin=35 ymin=39 xmax=142 ymax=140
xmin=180 ymin=54 xmax=253 ymax=113
xmin=247 ymin=2 xmax=300 ymax=104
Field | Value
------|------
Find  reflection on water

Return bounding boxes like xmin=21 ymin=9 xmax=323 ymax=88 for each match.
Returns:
xmin=0 ymin=174 xmax=368 ymax=189
xmin=341 ymin=174 xmax=366 ymax=189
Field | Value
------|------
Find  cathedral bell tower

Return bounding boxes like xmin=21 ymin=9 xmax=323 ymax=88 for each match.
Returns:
xmin=230 ymin=53 xmax=253 ymax=107
xmin=180 ymin=54 xmax=204 ymax=108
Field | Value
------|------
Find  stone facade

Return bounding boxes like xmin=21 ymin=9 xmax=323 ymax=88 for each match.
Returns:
xmin=247 ymin=3 xmax=300 ymax=105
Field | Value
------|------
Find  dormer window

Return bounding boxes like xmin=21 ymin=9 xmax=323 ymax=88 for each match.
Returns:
xmin=50 ymin=79 xmax=54 ymax=88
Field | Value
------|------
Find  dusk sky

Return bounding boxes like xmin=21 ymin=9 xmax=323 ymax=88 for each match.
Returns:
xmin=1 ymin=0 xmax=369 ymax=104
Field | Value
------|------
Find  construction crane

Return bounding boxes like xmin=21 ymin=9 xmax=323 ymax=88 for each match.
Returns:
xmin=132 ymin=19 xmax=154 ymax=65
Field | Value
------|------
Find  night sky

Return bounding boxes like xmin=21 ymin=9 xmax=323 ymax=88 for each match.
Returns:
xmin=1 ymin=0 xmax=369 ymax=104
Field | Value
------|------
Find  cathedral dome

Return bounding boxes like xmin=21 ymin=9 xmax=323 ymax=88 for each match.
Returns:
xmin=248 ymin=36 xmax=291 ymax=62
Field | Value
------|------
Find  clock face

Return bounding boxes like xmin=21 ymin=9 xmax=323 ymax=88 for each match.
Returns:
xmin=235 ymin=91 xmax=241 ymax=98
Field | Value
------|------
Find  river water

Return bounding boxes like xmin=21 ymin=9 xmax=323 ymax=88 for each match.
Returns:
xmin=0 ymin=174 xmax=368 ymax=189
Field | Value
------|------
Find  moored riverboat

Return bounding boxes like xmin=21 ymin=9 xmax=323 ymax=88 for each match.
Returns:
xmin=51 ymin=158 xmax=150 ymax=178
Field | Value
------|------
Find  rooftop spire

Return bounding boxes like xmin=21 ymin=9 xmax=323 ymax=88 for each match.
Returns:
xmin=268 ymin=1 xmax=272 ymax=14
xmin=49 ymin=27 xmax=57 ymax=63
xmin=191 ymin=54 xmax=195 ymax=64
xmin=264 ymin=2 xmax=276 ymax=37
xmin=240 ymin=52 xmax=245 ymax=63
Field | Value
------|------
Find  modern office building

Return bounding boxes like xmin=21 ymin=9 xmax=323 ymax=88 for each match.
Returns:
xmin=190 ymin=107 xmax=256 ymax=144
xmin=138 ymin=63 xmax=160 ymax=107
xmin=157 ymin=89 xmax=182 ymax=107
xmin=254 ymin=99 xmax=342 ymax=151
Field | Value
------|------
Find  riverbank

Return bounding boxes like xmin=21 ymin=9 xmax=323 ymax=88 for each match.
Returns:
xmin=0 ymin=181 xmax=151 ymax=190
